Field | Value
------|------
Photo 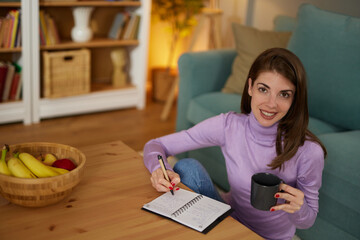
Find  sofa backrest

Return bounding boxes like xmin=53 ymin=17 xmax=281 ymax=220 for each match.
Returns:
xmin=287 ymin=4 xmax=360 ymax=130
xmin=273 ymin=15 xmax=297 ymax=32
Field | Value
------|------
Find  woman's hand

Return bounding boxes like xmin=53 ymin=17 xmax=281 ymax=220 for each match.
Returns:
xmin=271 ymin=183 xmax=304 ymax=213
xmin=150 ymin=168 xmax=181 ymax=192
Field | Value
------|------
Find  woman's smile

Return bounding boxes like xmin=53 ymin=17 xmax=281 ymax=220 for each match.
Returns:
xmin=260 ymin=110 xmax=277 ymax=119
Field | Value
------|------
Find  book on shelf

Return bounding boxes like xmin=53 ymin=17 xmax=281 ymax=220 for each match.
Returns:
xmin=39 ymin=10 xmax=50 ymax=46
xmin=15 ymin=18 xmax=21 ymax=47
xmin=9 ymin=62 xmax=22 ymax=101
xmin=9 ymin=72 xmax=20 ymax=101
xmin=142 ymin=188 xmax=232 ymax=234
xmin=47 ymin=16 xmax=60 ymax=44
xmin=108 ymin=13 xmax=126 ymax=39
xmin=118 ymin=13 xmax=131 ymax=39
xmin=0 ymin=17 xmax=10 ymax=48
xmin=0 ymin=19 xmax=3 ymax=45
xmin=122 ymin=13 xmax=140 ymax=40
xmin=39 ymin=10 xmax=60 ymax=46
xmin=130 ymin=15 xmax=140 ymax=39
xmin=5 ymin=13 xmax=13 ymax=48
xmin=12 ymin=72 xmax=22 ymax=101
xmin=0 ymin=62 xmax=9 ymax=101
xmin=2 ymin=62 xmax=15 ymax=101
xmin=0 ymin=61 xmax=22 ymax=102
xmin=107 ymin=12 xmax=132 ymax=40
xmin=0 ymin=9 xmax=21 ymax=49
xmin=9 ymin=10 xmax=20 ymax=48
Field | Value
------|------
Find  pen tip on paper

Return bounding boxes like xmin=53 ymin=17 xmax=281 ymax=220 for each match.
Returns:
xmin=171 ymin=190 xmax=174 ymax=195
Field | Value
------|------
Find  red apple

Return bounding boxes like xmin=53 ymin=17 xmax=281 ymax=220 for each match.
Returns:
xmin=52 ymin=158 xmax=77 ymax=171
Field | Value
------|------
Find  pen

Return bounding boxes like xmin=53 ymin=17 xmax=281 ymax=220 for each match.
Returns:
xmin=158 ymin=155 xmax=174 ymax=195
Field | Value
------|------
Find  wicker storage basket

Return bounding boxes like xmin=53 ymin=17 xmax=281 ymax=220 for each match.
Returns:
xmin=0 ymin=142 xmax=86 ymax=207
xmin=43 ymin=49 xmax=91 ymax=98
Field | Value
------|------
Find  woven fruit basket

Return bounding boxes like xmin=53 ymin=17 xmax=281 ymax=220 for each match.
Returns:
xmin=0 ymin=142 xmax=86 ymax=207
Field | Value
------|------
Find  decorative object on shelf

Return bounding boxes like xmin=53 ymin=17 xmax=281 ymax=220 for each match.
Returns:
xmin=110 ymin=48 xmax=128 ymax=87
xmin=71 ymin=7 xmax=94 ymax=43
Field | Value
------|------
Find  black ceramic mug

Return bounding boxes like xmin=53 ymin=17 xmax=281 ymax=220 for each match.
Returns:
xmin=251 ymin=172 xmax=283 ymax=211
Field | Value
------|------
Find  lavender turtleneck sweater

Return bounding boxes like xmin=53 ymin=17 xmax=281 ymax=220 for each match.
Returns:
xmin=143 ymin=112 xmax=324 ymax=240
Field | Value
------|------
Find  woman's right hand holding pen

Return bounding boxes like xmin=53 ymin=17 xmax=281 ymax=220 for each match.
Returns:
xmin=150 ymin=168 xmax=180 ymax=192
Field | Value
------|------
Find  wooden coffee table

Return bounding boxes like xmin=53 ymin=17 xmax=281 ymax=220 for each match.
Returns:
xmin=0 ymin=141 xmax=262 ymax=240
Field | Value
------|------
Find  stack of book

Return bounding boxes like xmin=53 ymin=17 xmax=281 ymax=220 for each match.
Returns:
xmin=0 ymin=9 xmax=21 ymax=49
xmin=39 ymin=10 xmax=60 ymax=46
xmin=108 ymin=12 xmax=141 ymax=40
xmin=0 ymin=61 xmax=22 ymax=102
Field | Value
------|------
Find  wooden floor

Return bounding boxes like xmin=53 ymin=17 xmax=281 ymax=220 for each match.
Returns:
xmin=0 ymin=99 xmax=177 ymax=152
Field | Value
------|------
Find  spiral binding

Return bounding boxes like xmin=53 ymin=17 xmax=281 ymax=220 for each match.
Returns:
xmin=171 ymin=194 xmax=204 ymax=217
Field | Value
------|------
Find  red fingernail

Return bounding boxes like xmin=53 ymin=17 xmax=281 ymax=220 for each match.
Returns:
xmin=169 ymin=186 xmax=173 ymax=190
xmin=270 ymin=208 xmax=275 ymax=212
xmin=275 ymin=194 xmax=280 ymax=198
xmin=171 ymin=182 xmax=175 ymax=186
xmin=175 ymin=187 xmax=180 ymax=191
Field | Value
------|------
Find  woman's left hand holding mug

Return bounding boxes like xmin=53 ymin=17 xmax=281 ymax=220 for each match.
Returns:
xmin=271 ymin=183 xmax=304 ymax=213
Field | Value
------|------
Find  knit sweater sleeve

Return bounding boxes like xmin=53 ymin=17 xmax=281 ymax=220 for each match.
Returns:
xmin=287 ymin=141 xmax=325 ymax=229
xmin=143 ymin=113 xmax=228 ymax=173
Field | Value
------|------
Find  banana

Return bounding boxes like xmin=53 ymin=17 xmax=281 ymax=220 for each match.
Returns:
xmin=19 ymin=153 xmax=59 ymax=178
xmin=8 ymin=157 xmax=36 ymax=178
xmin=49 ymin=166 xmax=69 ymax=175
xmin=43 ymin=153 xmax=57 ymax=166
xmin=0 ymin=145 xmax=12 ymax=176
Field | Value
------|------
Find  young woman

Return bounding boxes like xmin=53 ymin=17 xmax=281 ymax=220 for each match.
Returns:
xmin=143 ymin=48 xmax=326 ymax=240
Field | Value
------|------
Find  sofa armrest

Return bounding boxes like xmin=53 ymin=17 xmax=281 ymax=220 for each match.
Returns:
xmin=176 ymin=49 xmax=237 ymax=132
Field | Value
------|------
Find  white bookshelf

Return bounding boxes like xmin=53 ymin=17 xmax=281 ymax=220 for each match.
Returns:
xmin=0 ymin=0 xmax=32 ymax=125
xmin=0 ymin=0 xmax=150 ymax=124
xmin=31 ymin=0 xmax=150 ymax=123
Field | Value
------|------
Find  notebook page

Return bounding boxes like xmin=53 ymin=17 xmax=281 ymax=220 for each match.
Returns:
xmin=143 ymin=189 xmax=200 ymax=217
xmin=172 ymin=194 xmax=231 ymax=232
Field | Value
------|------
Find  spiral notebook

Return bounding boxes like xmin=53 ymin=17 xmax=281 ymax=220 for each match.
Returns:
xmin=142 ymin=188 xmax=232 ymax=234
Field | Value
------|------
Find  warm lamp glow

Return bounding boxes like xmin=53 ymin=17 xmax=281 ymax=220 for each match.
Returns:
xmin=149 ymin=20 xmax=185 ymax=69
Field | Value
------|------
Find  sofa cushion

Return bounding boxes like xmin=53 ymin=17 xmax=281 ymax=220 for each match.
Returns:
xmin=287 ymin=4 xmax=360 ymax=130
xmin=297 ymin=130 xmax=360 ymax=239
xmin=273 ymin=15 xmax=297 ymax=32
xmin=296 ymin=216 xmax=359 ymax=240
xmin=308 ymin=117 xmax=346 ymax=136
xmin=221 ymin=23 xmax=292 ymax=95
xmin=187 ymin=92 xmax=242 ymax=125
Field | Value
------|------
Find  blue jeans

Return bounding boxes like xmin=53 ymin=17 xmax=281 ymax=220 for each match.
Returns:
xmin=173 ymin=158 xmax=224 ymax=202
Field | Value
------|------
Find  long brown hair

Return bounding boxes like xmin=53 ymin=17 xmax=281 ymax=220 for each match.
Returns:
xmin=241 ymin=48 xmax=327 ymax=170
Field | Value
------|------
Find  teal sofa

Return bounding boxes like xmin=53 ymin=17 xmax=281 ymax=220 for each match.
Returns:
xmin=175 ymin=4 xmax=360 ymax=240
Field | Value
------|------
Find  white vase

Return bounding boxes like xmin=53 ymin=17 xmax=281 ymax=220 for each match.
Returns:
xmin=71 ymin=7 xmax=94 ymax=43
